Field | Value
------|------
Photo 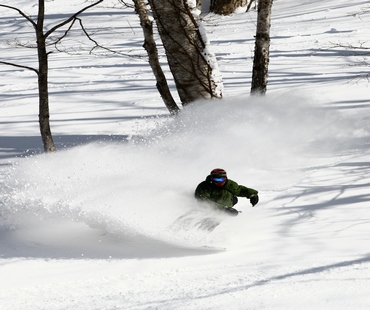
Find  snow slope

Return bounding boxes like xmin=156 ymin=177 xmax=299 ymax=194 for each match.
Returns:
xmin=1 ymin=0 xmax=370 ymax=309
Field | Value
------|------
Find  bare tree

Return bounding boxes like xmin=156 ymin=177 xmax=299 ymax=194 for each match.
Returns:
xmin=0 ymin=0 xmax=104 ymax=152
xmin=147 ymin=0 xmax=222 ymax=105
xmin=251 ymin=0 xmax=272 ymax=95
xmin=132 ymin=0 xmax=180 ymax=114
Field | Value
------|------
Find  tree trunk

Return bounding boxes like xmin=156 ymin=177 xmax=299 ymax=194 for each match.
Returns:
xmin=251 ymin=0 xmax=272 ymax=95
xmin=134 ymin=0 xmax=180 ymax=115
xmin=210 ymin=0 xmax=247 ymax=15
xmin=148 ymin=0 xmax=221 ymax=105
xmin=37 ymin=0 xmax=55 ymax=152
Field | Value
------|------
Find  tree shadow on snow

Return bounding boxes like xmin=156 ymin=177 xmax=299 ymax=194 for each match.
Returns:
xmin=0 ymin=134 xmax=129 ymax=161
xmin=276 ymin=161 xmax=370 ymax=215
xmin=269 ymin=160 xmax=370 ymax=243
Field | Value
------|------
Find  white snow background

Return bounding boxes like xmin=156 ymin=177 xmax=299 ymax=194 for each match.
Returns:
xmin=1 ymin=0 xmax=370 ymax=309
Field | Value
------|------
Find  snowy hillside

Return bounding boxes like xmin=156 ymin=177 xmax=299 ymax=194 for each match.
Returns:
xmin=1 ymin=0 xmax=370 ymax=309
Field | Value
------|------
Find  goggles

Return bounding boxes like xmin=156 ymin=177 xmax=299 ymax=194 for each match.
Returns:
xmin=212 ymin=176 xmax=226 ymax=183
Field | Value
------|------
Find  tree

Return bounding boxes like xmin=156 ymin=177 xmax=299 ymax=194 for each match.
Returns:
xmin=210 ymin=0 xmax=247 ymax=15
xmin=0 ymin=0 xmax=104 ymax=152
xmin=132 ymin=0 xmax=180 ymax=114
xmin=251 ymin=0 xmax=272 ymax=95
xmin=147 ymin=0 xmax=222 ymax=105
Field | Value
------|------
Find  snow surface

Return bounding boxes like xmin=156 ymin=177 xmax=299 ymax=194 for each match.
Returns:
xmin=1 ymin=0 xmax=370 ymax=309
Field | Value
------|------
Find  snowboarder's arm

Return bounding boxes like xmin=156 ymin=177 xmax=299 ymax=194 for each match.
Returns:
xmin=225 ymin=179 xmax=258 ymax=198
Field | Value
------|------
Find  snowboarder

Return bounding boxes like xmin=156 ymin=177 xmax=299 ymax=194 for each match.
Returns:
xmin=195 ymin=168 xmax=259 ymax=216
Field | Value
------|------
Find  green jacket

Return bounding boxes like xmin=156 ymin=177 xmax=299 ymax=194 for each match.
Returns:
xmin=194 ymin=176 xmax=258 ymax=209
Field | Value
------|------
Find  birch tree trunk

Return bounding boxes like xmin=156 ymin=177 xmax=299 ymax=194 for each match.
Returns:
xmin=37 ymin=0 xmax=56 ymax=152
xmin=148 ymin=0 xmax=221 ymax=105
xmin=251 ymin=0 xmax=272 ymax=95
xmin=134 ymin=0 xmax=180 ymax=114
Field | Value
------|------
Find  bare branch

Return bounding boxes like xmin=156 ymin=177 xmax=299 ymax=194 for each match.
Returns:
xmin=119 ymin=0 xmax=135 ymax=9
xmin=75 ymin=17 xmax=139 ymax=57
xmin=0 ymin=4 xmax=37 ymax=28
xmin=77 ymin=18 xmax=101 ymax=51
xmin=333 ymin=42 xmax=370 ymax=50
xmin=0 ymin=60 xmax=38 ymax=74
xmin=6 ymin=38 xmax=36 ymax=49
xmin=348 ymin=6 xmax=370 ymax=18
xmin=44 ymin=0 xmax=104 ymax=38
xmin=48 ymin=18 xmax=78 ymax=47
xmin=329 ymin=41 xmax=370 ymax=84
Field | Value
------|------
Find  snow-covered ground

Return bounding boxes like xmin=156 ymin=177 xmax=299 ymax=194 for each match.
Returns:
xmin=1 ymin=0 xmax=370 ymax=309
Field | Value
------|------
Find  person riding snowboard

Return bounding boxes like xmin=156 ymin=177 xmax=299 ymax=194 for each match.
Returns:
xmin=195 ymin=168 xmax=259 ymax=216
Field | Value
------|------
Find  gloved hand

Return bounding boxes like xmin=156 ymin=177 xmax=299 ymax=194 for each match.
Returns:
xmin=232 ymin=196 xmax=238 ymax=206
xmin=249 ymin=195 xmax=259 ymax=207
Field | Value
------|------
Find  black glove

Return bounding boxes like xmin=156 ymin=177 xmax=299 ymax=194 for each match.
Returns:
xmin=249 ymin=195 xmax=259 ymax=207
xmin=232 ymin=196 xmax=238 ymax=206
